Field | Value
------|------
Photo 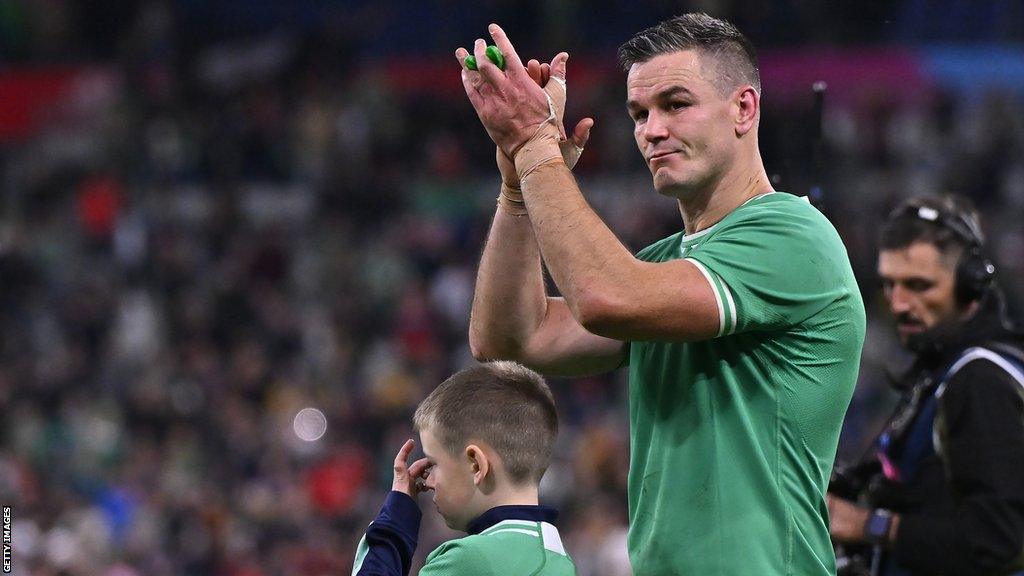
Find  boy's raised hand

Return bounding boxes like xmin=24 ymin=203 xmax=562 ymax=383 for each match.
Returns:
xmin=392 ymin=439 xmax=431 ymax=498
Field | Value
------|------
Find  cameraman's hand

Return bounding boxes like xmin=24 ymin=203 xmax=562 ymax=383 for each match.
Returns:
xmin=392 ymin=439 xmax=431 ymax=498
xmin=827 ymin=494 xmax=870 ymax=543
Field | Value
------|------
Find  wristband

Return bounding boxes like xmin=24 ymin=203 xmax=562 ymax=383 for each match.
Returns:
xmin=864 ymin=508 xmax=893 ymax=546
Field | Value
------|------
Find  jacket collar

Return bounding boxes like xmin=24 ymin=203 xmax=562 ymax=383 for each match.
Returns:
xmin=465 ymin=505 xmax=559 ymax=535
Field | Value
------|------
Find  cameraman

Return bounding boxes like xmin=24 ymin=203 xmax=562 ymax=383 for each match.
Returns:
xmin=828 ymin=195 xmax=1024 ymax=575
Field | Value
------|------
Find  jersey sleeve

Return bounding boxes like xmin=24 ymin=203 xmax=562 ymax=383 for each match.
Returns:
xmin=419 ymin=540 xmax=493 ymax=576
xmin=352 ymin=491 xmax=422 ymax=576
xmin=685 ymin=197 xmax=854 ymax=335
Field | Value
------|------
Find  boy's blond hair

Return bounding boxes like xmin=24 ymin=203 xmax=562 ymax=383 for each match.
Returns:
xmin=414 ymin=361 xmax=557 ymax=485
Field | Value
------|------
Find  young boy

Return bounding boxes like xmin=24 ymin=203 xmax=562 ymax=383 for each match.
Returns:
xmin=352 ymin=361 xmax=576 ymax=575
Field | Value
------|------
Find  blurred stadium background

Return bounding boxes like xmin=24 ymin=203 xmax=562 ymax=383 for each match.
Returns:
xmin=1 ymin=1 xmax=1023 ymax=574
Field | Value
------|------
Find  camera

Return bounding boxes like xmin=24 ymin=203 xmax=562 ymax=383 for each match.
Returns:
xmin=830 ymin=460 xmax=882 ymax=576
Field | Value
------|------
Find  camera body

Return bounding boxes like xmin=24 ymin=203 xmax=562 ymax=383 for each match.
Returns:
xmin=830 ymin=461 xmax=884 ymax=576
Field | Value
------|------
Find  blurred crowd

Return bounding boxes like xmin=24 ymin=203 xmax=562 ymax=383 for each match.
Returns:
xmin=1 ymin=1 xmax=1023 ymax=575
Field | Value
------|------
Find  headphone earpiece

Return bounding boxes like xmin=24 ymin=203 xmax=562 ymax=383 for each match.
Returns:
xmin=954 ymin=246 xmax=996 ymax=305
xmin=887 ymin=202 xmax=996 ymax=305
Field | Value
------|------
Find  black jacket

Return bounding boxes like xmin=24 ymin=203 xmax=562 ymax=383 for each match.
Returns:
xmin=870 ymin=295 xmax=1024 ymax=575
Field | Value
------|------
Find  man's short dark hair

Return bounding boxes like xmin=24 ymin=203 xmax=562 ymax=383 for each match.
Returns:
xmin=879 ymin=194 xmax=984 ymax=263
xmin=413 ymin=361 xmax=558 ymax=485
xmin=618 ymin=13 xmax=760 ymax=95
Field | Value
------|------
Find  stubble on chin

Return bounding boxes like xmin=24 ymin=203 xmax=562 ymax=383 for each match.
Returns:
xmin=652 ymin=170 xmax=698 ymax=200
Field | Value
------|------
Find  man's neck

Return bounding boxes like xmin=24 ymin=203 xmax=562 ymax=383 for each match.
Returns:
xmin=677 ymin=160 xmax=773 ymax=235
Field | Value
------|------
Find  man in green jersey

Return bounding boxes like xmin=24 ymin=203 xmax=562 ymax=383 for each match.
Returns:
xmin=458 ymin=13 xmax=866 ymax=575
xmin=352 ymin=361 xmax=576 ymax=575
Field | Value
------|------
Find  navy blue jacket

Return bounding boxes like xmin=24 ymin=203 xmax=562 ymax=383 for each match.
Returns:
xmin=353 ymin=491 xmax=559 ymax=576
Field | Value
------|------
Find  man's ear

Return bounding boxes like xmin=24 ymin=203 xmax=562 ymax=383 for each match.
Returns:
xmin=734 ymin=85 xmax=759 ymax=137
xmin=465 ymin=443 xmax=490 ymax=486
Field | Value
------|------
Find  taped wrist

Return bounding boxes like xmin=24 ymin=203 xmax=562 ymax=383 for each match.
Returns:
xmin=513 ymin=122 xmax=563 ymax=182
xmin=497 ymin=182 xmax=528 ymax=216
xmin=520 ymin=157 xmax=566 ymax=189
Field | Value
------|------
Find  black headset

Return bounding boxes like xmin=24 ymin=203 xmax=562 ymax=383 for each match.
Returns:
xmin=887 ymin=201 xmax=997 ymax=305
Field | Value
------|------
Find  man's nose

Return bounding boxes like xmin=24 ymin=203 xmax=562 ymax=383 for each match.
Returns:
xmin=643 ymin=110 xmax=669 ymax=143
xmin=889 ymin=285 xmax=912 ymax=313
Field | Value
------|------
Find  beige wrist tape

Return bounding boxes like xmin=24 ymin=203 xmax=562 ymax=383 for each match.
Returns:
xmin=513 ymin=122 xmax=563 ymax=181
xmin=520 ymin=157 xmax=566 ymax=188
xmin=497 ymin=182 xmax=528 ymax=216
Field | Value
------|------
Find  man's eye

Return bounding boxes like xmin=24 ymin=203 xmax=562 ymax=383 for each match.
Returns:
xmin=670 ymin=101 xmax=689 ymax=110
xmin=906 ymin=280 xmax=933 ymax=292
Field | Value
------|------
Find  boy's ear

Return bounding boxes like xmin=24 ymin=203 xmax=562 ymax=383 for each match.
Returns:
xmin=465 ymin=443 xmax=490 ymax=486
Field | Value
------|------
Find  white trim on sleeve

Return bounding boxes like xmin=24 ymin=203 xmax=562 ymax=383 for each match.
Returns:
xmin=686 ymin=258 xmax=725 ymax=337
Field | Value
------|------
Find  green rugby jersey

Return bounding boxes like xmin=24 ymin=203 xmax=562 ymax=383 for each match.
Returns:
xmin=351 ymin=493 xmax=576 ymax=576
xmin=627 ymin=192 xmax=865 ymax=575
xmin=417 ymin=520 xmax=576 ymax=576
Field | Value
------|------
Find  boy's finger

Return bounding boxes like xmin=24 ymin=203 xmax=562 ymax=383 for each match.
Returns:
xmin=394 ymin=439 xmax=415 ymax=470
xmin=408 ymin=457 xmax=431 ymax=478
